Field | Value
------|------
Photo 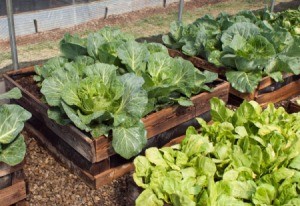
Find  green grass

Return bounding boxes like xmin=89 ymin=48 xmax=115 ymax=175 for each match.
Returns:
xmin=0 ymin=0 xmax=296 ymax=69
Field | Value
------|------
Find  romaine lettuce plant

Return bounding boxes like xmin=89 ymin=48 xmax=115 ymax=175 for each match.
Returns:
xmin=34 ymin=27 xmax=217 ymax=159
xmin=0 ymin=88 xmax=31 ymax=166
xmin=133 ymin=98 xmax=300 ymax=205
xmin=163 ymin=9 xmax=300 ymax=93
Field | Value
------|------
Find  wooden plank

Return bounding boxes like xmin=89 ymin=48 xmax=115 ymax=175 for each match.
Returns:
xmin=229 ymin=75 xmax=300 ymax=106
xmin=257 ymin=73 xmax=294 ymax=90
xmin=24 ymin=121 xmax=110 ymax=176
xmin=23 ymin=110 xmax=212 ymax=189
xmin=0 ymin=180 xmax=26 ymax=206
xmin=94 ymin=164 xmax=134 ymax=188
xmin=256 ymin=78 xmax=300 ymax=107
xmin=164 ymin=135 xmax=185 ymax=147
xmin=15 ymin=200 xmax=29 ymax=206
xmin=25 ymin=121 xmax=133 ymax=189
xmin=0 ymin=163 xmax=24 ymax=178
xmin=192 ymin=81 xmax=229 ymax=115
xmin=229 ymin=87 xmax=256 ymax=101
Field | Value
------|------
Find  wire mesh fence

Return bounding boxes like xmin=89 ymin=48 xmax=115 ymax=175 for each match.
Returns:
xmin=0 ymin=0 xmax=184 ymax=72
xmin=0 ymin=0 xmax=181 ymax=39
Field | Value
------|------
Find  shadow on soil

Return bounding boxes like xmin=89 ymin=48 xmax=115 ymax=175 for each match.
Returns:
xmin=274 ymin=0 xmax=299 ymax=12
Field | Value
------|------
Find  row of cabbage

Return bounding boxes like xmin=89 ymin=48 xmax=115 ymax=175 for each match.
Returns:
xmin=163 ymin=8 xmax=300 ymax=93
xmin=34 ymin=28 xmax=217 ymax=159
xmin=133 ymin=98 xmax=300 ymax=206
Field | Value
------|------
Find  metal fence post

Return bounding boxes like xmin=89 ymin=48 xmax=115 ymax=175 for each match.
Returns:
xmin=178 ymin=0 xmax=184 ymax=22
xmin=6 ymin=0 xmax=18 ymax=70
xmin=270 ymin=0 xmax=275 ymax=12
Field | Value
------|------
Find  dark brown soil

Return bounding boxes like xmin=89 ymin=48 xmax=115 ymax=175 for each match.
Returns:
xmin=15 ymin=75 xmax=42 ymax=99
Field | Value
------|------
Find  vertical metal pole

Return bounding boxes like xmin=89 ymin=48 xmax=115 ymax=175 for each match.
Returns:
xmin=6 ymin=0 xmax=18 ymax=70
xmin=178 ymin=0 xmax=184 ymax=22
xmin=270 ymin=0 xmax=275 ymax=12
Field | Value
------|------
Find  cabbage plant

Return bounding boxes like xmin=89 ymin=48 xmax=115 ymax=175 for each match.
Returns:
xmin=163 ymin=9 xmax=300 ymax=93
xmin=34 ymin=28 xmax=217 ymax=159
xmin=0 ymin=88 xmax=31 ymax=166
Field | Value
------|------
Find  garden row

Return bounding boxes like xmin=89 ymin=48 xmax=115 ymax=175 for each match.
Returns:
xmin=1 ymin=7 xmax=300 ymax=206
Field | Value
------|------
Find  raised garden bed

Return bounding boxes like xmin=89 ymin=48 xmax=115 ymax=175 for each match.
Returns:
xmin=289 ymin=96 xmax=300 ymax=113
xmin=168 ymin=49 xmax=300 ymax=107
xmin=0 ymin=162 xmax=27 ymax=206
xmin=3 ymin=66 xmax=230 ymax=188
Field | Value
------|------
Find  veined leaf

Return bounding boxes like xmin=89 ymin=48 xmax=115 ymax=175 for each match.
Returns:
xmin=0 ymin=134 xmax=26 ymax=166
xmin=60 ymin=33 xmax=87 ymax=59
xmin=0 ymin=88 xmax=22 ymax=100
xmin=0 ymin=104 xmax=31 ymax=144
xmin=112 ymin=121 xmax=147 ymax=159
xmin=117 ymin=41 xmax=149 ymax=75
xmin=225 ymin=71 xmax=262 ymax=93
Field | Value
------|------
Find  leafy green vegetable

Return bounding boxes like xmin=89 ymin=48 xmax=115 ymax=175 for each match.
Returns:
xmin=35 ymin=27 xmax=217 ymax=159
xmin=0 ymin=88 xmax=31 ymax=166
xmin=163 ymin=9 xmax=300 ymax=93
xmin=134 ymin=97 xmax=300 ymax=205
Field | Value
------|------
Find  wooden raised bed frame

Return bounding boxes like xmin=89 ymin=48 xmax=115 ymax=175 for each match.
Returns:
xmin=0 ymin=163 xmax=27 ymax=206
xmin=4 ymin=66 xmax=229 ymax=188
xmin=168 ymin=49 xmax=300 ymax=107
xmin=289 ymin=96 xmax=300 ymax=113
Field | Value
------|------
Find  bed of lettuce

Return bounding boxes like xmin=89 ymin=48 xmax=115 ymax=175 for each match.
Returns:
xmin=34 ymin=27 xmax=217 ymax=159
xmin=0 ymin=88 xmax=31 ymax=166
xmin=133 ymin=98 xmax=300 ymax=206
xmin=163 ymin=8 xmax=300 ymax=93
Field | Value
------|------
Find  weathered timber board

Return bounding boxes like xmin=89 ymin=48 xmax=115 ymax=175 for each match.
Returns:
xmin=25 ymin=121 xmax=134 ymax=189
xmin=0 ymin=163 xmax=24 ymax=178
xmin=0 ymin=170 xmax=26 ymax=206
xmin=24 ymin=112 xmax=209 ymax=189
xmin=4 ymin=67 xmax=229 ymax=164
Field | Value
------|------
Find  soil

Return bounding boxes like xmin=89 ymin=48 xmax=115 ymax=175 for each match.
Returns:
xmin=22 ymin=130 xmax=129 ymax=206
xmin=16 ymin=75 xmax=42 ymax=99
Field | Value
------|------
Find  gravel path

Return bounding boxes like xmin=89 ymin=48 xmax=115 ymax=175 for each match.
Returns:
xmin=23 ymin=131 xmax=129 ymax=206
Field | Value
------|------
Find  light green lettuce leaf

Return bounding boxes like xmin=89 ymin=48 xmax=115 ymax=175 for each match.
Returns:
xmin=136 ymin=189 xmax=164 ymax=206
